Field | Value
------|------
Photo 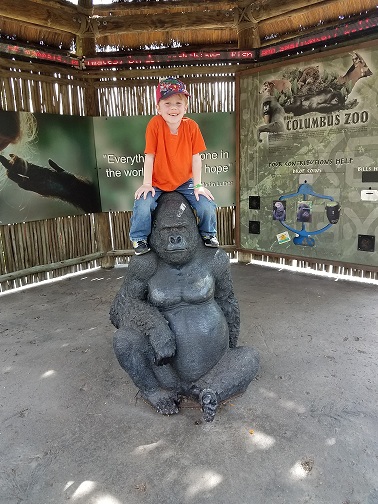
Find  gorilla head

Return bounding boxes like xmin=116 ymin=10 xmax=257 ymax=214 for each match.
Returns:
xmin=273 ymin=201 xmax=286 ymax=221
xmin=149 ymin=192 xmax=201 ymax=265
xmin=297 ymin=202 xmax=312 ymax=223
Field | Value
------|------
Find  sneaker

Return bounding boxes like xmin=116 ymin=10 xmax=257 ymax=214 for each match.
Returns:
xmin=202 ymin=236 xmax=219 ymax=248
xmin=132 ymin=240 xmax=150 ymax=255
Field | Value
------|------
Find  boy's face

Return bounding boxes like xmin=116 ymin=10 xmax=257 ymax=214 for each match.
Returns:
xmin=157 ymin=94 xmax=188 ymax=127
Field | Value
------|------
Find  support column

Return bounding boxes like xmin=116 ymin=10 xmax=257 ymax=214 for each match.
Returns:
xmin=236 ymin=4 xmax=261 ymax=49
xmin=76 ymin=0 xmax=96 ymax=58
xmin=76 ymin=0 xmax=99 ymax=117
xmin=94 ymin=213 xmax=115 ymax=269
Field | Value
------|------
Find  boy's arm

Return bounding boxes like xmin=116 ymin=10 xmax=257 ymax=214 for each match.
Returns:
xmin=192 ymin=153 xmax=214 ymax=201
xmin=135 ymin=153 xmax=155 ymax=199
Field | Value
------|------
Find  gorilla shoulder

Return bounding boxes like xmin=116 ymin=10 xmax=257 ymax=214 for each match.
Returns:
xmin=200 ymin=245 xmax=231 ymax=272
xmin=128 ymin=250 xmax=159 ymax=281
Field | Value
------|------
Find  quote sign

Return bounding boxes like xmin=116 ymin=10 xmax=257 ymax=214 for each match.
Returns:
xmin=94 ymin=112 xmax=236 ymax=211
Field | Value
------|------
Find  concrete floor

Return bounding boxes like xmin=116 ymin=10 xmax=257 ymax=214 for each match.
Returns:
xmin=0 ymin=263 xmax=377 ymax=504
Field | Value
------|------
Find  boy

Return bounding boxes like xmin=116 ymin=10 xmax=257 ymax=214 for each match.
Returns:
xmin=129 ymin=77 xmax=218 ymax=255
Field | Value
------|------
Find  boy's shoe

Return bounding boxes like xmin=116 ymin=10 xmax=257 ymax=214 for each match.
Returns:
xmin=202 ymin=236 xmax=219 ymax=248
xmin=132 ymin=240 xmax=150 ymax=255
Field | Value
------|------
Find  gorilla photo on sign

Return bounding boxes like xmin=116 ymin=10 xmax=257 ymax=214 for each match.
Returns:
xmin=0 ymin=110 xmax=101 ymax=214
xmin=110 ymin=192 xmax=259 ymax=422
xmin=297 ymin=201 xmax=312 ymax=223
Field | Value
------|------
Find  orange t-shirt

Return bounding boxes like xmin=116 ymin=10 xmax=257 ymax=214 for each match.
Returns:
xmin=144 ymin=115 xmax=206 ymax=191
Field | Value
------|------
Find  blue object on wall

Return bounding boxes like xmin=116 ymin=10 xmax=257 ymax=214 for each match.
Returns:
xmin=278 ymin=183 xmax=340 ymax=246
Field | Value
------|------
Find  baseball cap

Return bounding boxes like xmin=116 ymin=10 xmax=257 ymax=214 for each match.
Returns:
xmin=156 ymin=77 xmax=190 ymax=103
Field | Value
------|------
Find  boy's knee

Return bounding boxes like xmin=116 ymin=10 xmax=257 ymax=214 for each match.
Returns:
xmin=199 ymin=197 xmax=217 ymax=211
xmin=134 ymin=195 xmax=156 ymax=211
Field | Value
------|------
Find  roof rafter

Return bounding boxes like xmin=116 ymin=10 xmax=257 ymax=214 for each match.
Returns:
xmin=0 ymin=0 xmax=376 ymax=57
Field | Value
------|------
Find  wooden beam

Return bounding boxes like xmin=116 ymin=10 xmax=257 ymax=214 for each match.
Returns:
xmin=86 ymin=11 xmax=236 ymax=37
xmin=15 ymin=0 xmax=84 ymax=9
xmin=90 ymin=66 xmax=241 ymax=81
xmin=0 ymin=69 xmax=86 ymax=87
xmin=0 ymin=50 xmax=244 ymax=77
xmin=257 ymin=0 xmax=378 ymax=42
xmin=0 ymin=57 xmax=84 ymax=80
xmin=237 ymin=0 xmax=327 ymax=22
xmin=94 ymin=0 xmax=237 ymax=16
xmin=0 ymin=1 xmax=237 ymax=37
xmin=0 ymin=0 xmax=81 ymax=35
xmin=0 ymin=253 xmax=105 ymax=283
xmin=241 ymin=0 xmax=377 ymax=23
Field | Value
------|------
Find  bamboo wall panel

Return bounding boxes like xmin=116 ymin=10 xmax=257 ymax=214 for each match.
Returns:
xmin=0 ymin=70 xmax=87 ymax=115
xmin=0 ymin=214 xmax=100 ymax=292
xmin=0 ymin=207 xmax=236 ymax=292
xmin=1 ymin=58 xmax=235 ymax=116
xmin=96 ymin=77 xmax=235 ymax=116
xmin=216 ymin=206 xmax=235 ymax=246
xmin=108 ymin=208 xmax=235 ymax=252
xmin=110 ymin=211 xmax=133 ymax=251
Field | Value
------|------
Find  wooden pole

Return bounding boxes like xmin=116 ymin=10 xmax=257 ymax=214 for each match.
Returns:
xmin=76 ymin=0 xmax=99 ymax=116
xmin=0 ymin=253 xmax=105 ymax=283
xmin=237 ymin=5 xmax=261 ymax=49
xmin=76 ymin=0 xmax=96 ymax=58
xmin=94 ymin=213 xmax=115 ymax=269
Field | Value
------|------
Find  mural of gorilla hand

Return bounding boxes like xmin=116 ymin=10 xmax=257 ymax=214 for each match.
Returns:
xmin=0 ymin=154 xmax=101 ymax=213
xmin=110 ymin=192 xmax=259 ymax=422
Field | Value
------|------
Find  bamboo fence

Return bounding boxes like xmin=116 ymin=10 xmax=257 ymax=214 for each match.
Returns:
xmin=0 ymin=206 xmax=237 ymax=292
xmin=0 ymin=61 xmax=238 ymax=292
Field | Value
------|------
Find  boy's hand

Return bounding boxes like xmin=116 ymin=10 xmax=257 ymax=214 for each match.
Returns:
xmin=194 ymin=185 xmax=214 ymax=201
xmin=135 ymin=183 xmax=155 ymax=200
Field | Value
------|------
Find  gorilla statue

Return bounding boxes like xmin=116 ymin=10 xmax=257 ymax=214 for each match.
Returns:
xmin=110 ymin=192 xmax=259 ymax=422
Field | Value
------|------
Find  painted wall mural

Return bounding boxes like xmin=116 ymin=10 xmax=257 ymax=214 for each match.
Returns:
xmin=239 ymin=44 xmax=378 ymax=266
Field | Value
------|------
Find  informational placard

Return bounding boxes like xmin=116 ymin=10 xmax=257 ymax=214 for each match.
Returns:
xmin=239 ymin=45 xmax=378 ymax=266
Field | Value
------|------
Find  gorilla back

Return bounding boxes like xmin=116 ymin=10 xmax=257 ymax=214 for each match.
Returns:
xmin=110 ymin=192 xmax=259 ymax=422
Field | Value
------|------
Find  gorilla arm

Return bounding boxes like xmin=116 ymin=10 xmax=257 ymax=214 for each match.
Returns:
xmin=211 ymin=249 xmax=240 ymax=348
xmin=0 ymin=155 xmax=101 ymax=213
xmin=109 ymin=254 xmax=177 ymax=365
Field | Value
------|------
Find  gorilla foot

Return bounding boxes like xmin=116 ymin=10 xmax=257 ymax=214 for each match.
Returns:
xmin=141 ymin=389 xmax=180 ymax=416
xmin=200 ymin=389 xmax=218 ymax=423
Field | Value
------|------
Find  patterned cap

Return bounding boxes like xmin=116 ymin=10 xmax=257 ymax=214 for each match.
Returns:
xmin=156 ymin=77 xmax=190 ymax=103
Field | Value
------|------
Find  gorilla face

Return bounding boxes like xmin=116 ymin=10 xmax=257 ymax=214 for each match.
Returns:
xmin=297 ymin=203 xmax=311 ymax=223
xmin=273 ymin=201 xmax=286 ymax=221
xmin=149 ymin=192 xmax=200 ymax=265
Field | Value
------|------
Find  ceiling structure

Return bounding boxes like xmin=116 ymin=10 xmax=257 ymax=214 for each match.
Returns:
xmin=0 ymin=0 xmax=377 ymax=71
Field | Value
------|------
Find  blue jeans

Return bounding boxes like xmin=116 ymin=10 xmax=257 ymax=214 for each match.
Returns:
xmin=129 ymin=179 xmax=217 ymax=241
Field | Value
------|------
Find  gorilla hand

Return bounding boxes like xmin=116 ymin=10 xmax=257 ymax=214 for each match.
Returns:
xmin=149 ymin=329 xmax=176 ymax=366
xmin=0 ymin=154 xmax=101 ymax=213
xmin=1 ymin=154 xmax=64 ymax=194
